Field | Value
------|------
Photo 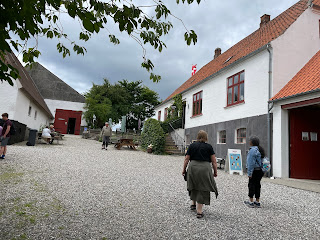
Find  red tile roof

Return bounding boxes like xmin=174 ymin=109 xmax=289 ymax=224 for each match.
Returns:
xmin=164 ymin=0 xmax=309 ymax=102
xmin=271 ymin=49 xmax=320 ymax=101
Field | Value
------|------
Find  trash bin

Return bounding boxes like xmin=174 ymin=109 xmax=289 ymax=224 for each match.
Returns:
xmin=27 ymin=129 xmax=38 ymax=146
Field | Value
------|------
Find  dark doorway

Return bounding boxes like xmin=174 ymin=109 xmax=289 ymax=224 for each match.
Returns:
xmin=67 ymin=118 xmax=76 ymax=134
xmin=182 ymin=102 xmax=186 ymax=129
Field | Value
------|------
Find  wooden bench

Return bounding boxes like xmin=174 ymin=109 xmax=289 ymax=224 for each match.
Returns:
xmin=114 ymin=138 xmax=137 ymax=150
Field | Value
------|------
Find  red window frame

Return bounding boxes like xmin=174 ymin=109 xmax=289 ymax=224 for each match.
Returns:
xmin=158 ymin=111 xmax=161 ymax=121
xmin=236 ymin=128 xmax=246 ymax=144
xmin=227 ymin=71 xmax=245 ymax=107
xmin=218 ymin=130 xmax=226 ymax=144
xmin=164 ymin=108 xmax=168 ymax=121
xmin=192 ymin=91 xmax=203 ymax=117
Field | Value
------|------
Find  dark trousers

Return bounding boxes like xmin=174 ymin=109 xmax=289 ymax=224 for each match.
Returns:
xmin=102 ymin=136 xmax=110 ymax=148
xmin=248 ymin=169 xmax=264 ymax=199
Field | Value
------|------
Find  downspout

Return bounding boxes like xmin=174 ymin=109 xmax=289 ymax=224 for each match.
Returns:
xmin=267 ymin=43 xmax=274 ymax=177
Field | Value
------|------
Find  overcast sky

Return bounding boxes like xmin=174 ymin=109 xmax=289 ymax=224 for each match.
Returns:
xmin=16 ymin=0 xmax=299 ymax=101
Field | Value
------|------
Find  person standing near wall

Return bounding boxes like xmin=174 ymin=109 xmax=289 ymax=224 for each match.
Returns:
xmin=100 ymin=122 xmax=112 ymax=150
xmin=0 ymin=113 xmax=12 ymax=159
xmin=244 ymin=136 xmax=265 ymax=208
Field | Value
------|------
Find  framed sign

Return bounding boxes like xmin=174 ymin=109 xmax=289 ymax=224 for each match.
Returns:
xmin=227 ymin=149 xmax=243 ymax=175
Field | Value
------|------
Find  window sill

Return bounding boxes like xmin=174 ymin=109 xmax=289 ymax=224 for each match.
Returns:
xmin=235 ymin=142 xmax=246 ymax=144
xmin=191 ymin=114 xmax=203 ymax=119
xmin=217 ymin=143 xmax=226 ymax=145
xmin=225 ymin=101 xmax=245 ymax=109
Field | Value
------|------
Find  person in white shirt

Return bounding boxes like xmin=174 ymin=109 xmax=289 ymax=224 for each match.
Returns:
xmin=42 ymin=126 xmax=51 ymax=144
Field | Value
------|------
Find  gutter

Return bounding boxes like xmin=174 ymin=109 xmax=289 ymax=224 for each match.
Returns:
xmin=269 ymin=88 xmax=320 ymax=103
xmin=156 ymin=44 xmax=269 ymax=109
xmin=267 ymin=43 xmax=274 ymax=177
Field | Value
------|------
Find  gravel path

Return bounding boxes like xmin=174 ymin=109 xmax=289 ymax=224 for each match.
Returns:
xmin=0 ymin=135 xmax=319 ymax=240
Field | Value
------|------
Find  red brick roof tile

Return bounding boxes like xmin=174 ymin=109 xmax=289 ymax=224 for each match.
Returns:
xmin=164 ymin=0 xmax=309 ymax=102
xmin=271 ymin=49 xmax=320 ymax=101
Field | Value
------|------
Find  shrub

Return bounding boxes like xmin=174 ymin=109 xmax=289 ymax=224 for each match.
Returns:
xmin=160 ymin=117 xmax=183 ymax=133
xmin=141 ymin=119 xmax=165 ymax=154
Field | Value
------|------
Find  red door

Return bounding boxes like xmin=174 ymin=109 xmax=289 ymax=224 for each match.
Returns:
xmin=54 ymin=109 xmax=82 ymax=135
xmin=290 ymin=108 xmax=320 ymax=180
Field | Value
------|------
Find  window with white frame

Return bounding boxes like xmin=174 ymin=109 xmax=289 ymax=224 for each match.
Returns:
xmin=28 ymin=106 xmax=32 ymax=116
xmin=158 ymin=111 xmax=161 ymax=121
xmin=236 ymin=128 xmax=246 ymax=144
xmin=164 ymin=108 xmax=168 ymax=120
xmin=217 ymin=130 xmax=226 ymax=144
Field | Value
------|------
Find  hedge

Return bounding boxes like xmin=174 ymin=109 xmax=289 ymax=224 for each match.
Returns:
xmin=141 ymin=119 xmax=165 ymax=154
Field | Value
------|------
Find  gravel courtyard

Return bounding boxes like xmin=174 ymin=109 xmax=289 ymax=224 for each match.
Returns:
xmin=0 ymin=135 xmax=319 ymax=240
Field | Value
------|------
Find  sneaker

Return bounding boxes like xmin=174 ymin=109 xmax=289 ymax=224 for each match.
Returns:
xmin=244 ymin=200 xmax=254 ymax=208
xmin=254 ymin=201 xmax=261 ymax=208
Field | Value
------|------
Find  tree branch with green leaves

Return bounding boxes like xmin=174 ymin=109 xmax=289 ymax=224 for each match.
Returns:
xmin=0 ymin=0 xmax=201 ymax=86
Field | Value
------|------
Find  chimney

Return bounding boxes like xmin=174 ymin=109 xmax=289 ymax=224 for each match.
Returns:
xmin=214 ymin=48 xmax=221 ymax=59
xmin=260 ymin=14 xmax=270 ymax=27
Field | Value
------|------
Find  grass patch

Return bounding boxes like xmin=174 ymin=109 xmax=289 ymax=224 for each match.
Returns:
xmin=0 ymin=172 xmax=24 ymax=181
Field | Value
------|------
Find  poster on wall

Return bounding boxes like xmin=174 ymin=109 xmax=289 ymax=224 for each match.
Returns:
xmin=227 ymin=149 xmax=243 ymax=175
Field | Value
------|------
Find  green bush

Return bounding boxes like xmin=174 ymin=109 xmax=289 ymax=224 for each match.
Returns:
xmin=141 ymin=119 xmax=165 ymax=154
xmin=160 ymin=117 xmax=183 ymax=133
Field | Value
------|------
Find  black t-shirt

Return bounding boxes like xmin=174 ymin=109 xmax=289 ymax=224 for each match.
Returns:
xmin=186 ymin=141 xmax=215 ymax=162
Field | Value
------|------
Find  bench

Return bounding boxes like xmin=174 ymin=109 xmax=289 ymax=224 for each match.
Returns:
xmin=216 ymin=158 xmax=225 ymax=169
xmin=114 ymin=138 xmax=137 ymax=150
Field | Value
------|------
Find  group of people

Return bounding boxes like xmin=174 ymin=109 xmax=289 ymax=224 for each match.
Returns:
xmin=182 ymin=130 xmax=265 ymax=219
xmin=41 ymin=125 xmax=56 ymax=144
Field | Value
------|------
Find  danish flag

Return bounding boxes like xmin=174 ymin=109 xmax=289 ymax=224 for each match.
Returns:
xmin=192 ymin=64 xmax=197 ymax=76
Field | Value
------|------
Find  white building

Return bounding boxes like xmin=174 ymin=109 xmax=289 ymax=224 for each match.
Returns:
xmin=0 ymin=52 xmax=53 ymax=131
xmin=154 ymin=0 xmax=320 ymax=180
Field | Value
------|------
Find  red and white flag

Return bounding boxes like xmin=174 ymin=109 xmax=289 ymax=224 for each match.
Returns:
xmin=192 ymin=64 xmax=197 ymax=76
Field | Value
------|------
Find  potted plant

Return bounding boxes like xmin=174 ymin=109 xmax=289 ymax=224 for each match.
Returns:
xmin=147 ymin=144 xmax=153 ymax=153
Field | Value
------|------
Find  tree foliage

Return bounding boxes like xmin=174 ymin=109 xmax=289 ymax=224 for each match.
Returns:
xmin=83 ymin=79 xmax=160 ymax=129
xmin=0 ymin=0 xmax=201 ymax=85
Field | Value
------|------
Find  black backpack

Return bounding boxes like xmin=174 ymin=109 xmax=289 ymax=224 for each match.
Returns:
xmin=9 ymin=122 xmax=16 ymax=135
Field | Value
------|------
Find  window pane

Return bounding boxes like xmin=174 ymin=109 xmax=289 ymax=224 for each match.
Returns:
xmin=234 ymin=75 xmax=239 ymax=84
xmin=234 ymin=86 xmax=238 ymax=102
xmin=228 ymin=78 xmax=233 ymax=86
xmin=193 ymin=103 xmax=196 ymax=115
xmin=200 ymin=99 xmax=202 ymax=114
xmin=193 ymin=95 xmax=196 ymax=101
xmin=228 ymin=88 xmax=232 ymax=105
xmin=196 ymin=101 xmax=199 ymax=115
xmin=240 ymin=72 xmax=245 ymax=82
xmin=197 ymin=93 xmax=200 ymax=100
xmin=200 ymin=91 xmax=203 ymax=99
xmin=240 ymin=83 xmax=244 ymax=101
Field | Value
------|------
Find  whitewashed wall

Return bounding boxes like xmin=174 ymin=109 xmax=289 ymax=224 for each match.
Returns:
xmin=0 ymin=80 xmax=51 ymax=130
xmin=184 ymin=50 xmax=270 ymax=129
xmin=272 ymin=91 xmax=320 ymax=178
xmin=45 ymin=99 xmax=87 ymax=126
xmin=153 ymin=100 xmax=174 ymax=122
xmin=0 ymin=79 xmax=19 ymax=119
xmin=15 ymin=89 xmax=51 ymax=130
xmin=272 ymin=8 xmax=320 ymax=96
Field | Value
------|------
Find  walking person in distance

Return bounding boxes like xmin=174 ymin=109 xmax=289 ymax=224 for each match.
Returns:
xmin=100 ymin=122 xmax=112 ymax=150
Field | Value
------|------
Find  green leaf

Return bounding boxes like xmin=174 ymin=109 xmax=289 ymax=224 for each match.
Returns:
xmin=83 ymin=19 xmax=94 ymax=33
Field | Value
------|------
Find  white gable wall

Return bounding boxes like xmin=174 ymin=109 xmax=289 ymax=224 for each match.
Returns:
xmin=272 ymin=8 xmax=320 ymax=96
xmin=184 ymin=50 xmax=270 ymax=129
xmin=45 ymin=99 xmax=87 ymax=126
xmin=0 ymin=80 xmax=51 ymax=129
